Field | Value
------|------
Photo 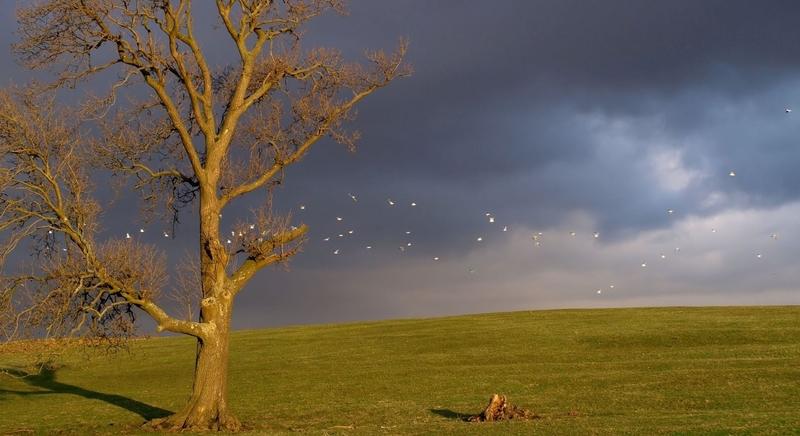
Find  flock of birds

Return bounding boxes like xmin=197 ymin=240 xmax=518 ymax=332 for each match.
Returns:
xmin=117 ymin=107 xmax=795 ymax=296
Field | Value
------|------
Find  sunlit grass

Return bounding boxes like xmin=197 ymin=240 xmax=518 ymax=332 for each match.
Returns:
xmin=1 ymin=306 xmax=799 ymax=434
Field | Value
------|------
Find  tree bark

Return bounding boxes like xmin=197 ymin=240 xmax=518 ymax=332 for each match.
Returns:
xmin=151 ymin=303 xmax=240 ymax=431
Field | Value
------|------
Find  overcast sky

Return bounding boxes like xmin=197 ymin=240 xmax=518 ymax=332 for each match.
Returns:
xmin=3 ymin=1 xmax=800 ymax=329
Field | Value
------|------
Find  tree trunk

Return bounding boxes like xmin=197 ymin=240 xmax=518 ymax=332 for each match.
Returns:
xmin=150 ymin=303 xmax=241 ymax=432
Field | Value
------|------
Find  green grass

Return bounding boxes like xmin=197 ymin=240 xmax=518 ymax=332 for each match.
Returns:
xmin=1 ymin=306 xmax=799 ymax=435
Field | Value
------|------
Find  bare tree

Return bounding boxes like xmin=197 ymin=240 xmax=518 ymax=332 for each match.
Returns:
xmin=1 ymin=0 xmax=408 ymax=431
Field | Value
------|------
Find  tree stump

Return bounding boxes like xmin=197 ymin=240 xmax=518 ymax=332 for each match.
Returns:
xmin=467 ymin=394 xmax=537 ymax=422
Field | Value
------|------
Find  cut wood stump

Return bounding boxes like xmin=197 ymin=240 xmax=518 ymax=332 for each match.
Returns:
xmin=467 ymin=394 xmax=537 ymax=422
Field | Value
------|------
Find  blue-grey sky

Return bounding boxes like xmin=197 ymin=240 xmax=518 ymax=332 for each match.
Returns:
xmin=3 ymin=1 xmax=800 ymax=329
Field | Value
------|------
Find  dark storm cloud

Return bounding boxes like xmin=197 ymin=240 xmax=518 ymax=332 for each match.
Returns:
xmin=277 ymin=0 xmax=800 ymax=234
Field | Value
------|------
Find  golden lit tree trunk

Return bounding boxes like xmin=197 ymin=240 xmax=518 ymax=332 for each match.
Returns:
xmin=155 ymin=299 xmax=240 ymax=431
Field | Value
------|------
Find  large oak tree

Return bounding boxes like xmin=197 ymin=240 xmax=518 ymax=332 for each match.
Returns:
xmin=0 ymin=0 xmax=407 ymax=431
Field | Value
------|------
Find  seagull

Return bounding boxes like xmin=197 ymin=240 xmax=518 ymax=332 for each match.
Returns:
xmin=333 ymin=249 xmax=340 ymax=255
xmin=786 ymin=108 xmax=792 ymax=113
xmin=163 ymin=232 xmax=169 ymax=238
xmin=139 ymin=228 xmax=144 ymax=233
xmin=226 ymin=239 xmax=232 ymax=244
xmin=323 ymin=237 xmax=330 ymax=241
xmin=641 ymin=262 xmax=647 ymax=268
xmin=593 ymin=232 xmax=600 ymax=239
xmin=366 ymin=245 xmax=372 ymax=249
xmin=667 ymin=209 xmax=674 ymax=215
xmin=348 ymin=193 xmax=358 ymax=202
xmin=609 ymin=284 xmax=615 ymax=289
xmin=299 ymin=205 xmax=306 ymax=210
xmin=596 ymin=289 xmax=602 ymax=295
xmin=399 ymin=246 xmax=406 ymax=252
xmin=476 ymin=236 xmax=483 ymax=242
xmin=405 ymin=231 xmax=412 ymax=235
xmin=348 ymin=230 xmax=354 ymax=235
xmin=338 ymin=234 xmax=344 ymax=238
xmin=770 ymin=233 xmax=778 ymax=240
xmin=569 ymin=231 xmax=576 ymax=237
xmin=336 ymin=217 xmax=343 ymax=221
xmin=387 ymin=199 xmax=395 ymax=206
xmin=48 ymin=230 xmax=53 ymax=234
xmin=489 ymin=217 xmax=495 ymax=223
xmin=660 ymin=253 xmax=666 ymax=259
xmin=729 ymin=170 xmax=736 ymax=177
xmin=503 ymin=226 xmax=508 ymax=232
xmin=411 ymin=202 xmax=417 ymax=207
xmin=249 ymin=224 xmax=255 ymax=230
xmin=126 ymin=233 xmax=131 ymax=239
xmin=433 ymin=256 xmax=439 ymax=261
xmin=756 ymin=253 xmax=763 ymax=259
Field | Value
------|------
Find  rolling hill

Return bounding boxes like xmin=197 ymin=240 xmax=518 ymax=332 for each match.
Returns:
xmin=1 ymin=306 xmax=799 ymax=434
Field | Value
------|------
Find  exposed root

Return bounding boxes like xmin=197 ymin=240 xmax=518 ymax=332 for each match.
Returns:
xmin=467 ymin=394 xmax=538 ymax=422
xmin=145 ymin=411 xmax=242 ymax=432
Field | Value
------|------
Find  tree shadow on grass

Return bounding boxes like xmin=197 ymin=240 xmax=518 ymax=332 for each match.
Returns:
xmin=0 ymin=366 xmax=172 ymax=420
xmin=430 ymin=408 xmax=471 ymax=421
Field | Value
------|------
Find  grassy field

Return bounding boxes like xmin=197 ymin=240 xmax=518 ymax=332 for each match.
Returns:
xmin=1 ymin=306 xmax=799 ymax=435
